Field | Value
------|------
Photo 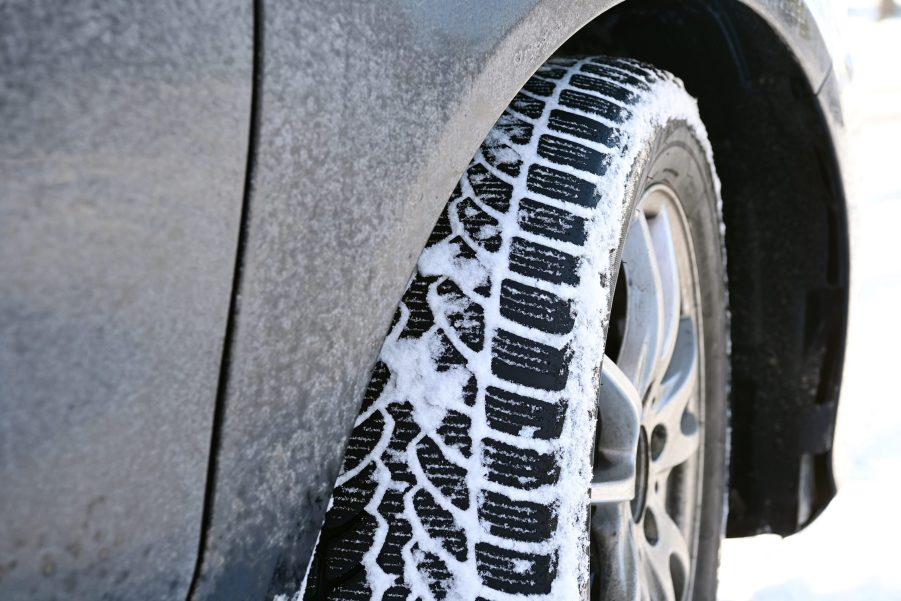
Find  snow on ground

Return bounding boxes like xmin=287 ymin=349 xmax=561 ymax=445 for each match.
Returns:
xmin=717 ymin=5 xmax=901 ymax=600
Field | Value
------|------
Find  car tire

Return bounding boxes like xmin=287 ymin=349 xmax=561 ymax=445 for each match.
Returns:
xmin=300 ymin=56 xmax=729 ymax=601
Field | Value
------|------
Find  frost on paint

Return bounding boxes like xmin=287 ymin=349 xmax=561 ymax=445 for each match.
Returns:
xmin=288 ymin=58 xmax=722 ymax=601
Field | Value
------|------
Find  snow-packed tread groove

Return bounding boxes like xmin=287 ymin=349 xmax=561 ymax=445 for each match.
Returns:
xmin=435 ymin=279 xmax=486 ymax=352
xmin=434 ymin=330 xmax=468 ymax=371
xmin=466 ymin=164 xmax=513 ymax=213
xmin=534 ymin=65 xmax=567 ymax=80
xmin=508 ymin=92 xmax=546 ymax=119
xmin=437 ymin=410 xmax=473 ymax=458
xmin=547 ymin=57 xmax=579 ymax=66
xmin=326 ymin=574 xmax=372 ymax=601
xmin=413 ymin=489 xmax=469 ymax=561
xmin=494 ymin=111 xmax=534 ymax=145
xmin=481 ymin=114 xmax=531 ymax=177
xmin=569 ymin=73 xmax=639 ymax=105
xmin=499 ymin=278 xmax=575 ymax=335
xmin=522 ymin=76 xmax=556 ymax=97
xmin=537 ymin=134 xmax=610 ymax=175
xmin=482 ymin=438 xmax=560 ymax=489
xmin=383 ymin=586 xmax=412 ymax=601
xmin=477 ymin=491 xmax=558 ymax=543
xmin=360 ymin=361 xmax=391 ymax=412
xmin=481 ymin=144 xmax=522 ymax=179
xmin=592 ymin=56 xmax=667 ymax=81
xmin=579 ymin=62 xmax=651 ymax=91
xmin=400 ymin=274 xmax=439 ymax=338
xmin=416 ymin=436 xmax=470 ymax=510
xmin=474 ymin=543 xmax=558 ymax=595
xmin=526 ymin=164 xmax=599 ymax=208
xmin=455 ymin=197 xmax=502 ymax=253
xmin=341 ymin=412 xmax=387 ymax=472
xmin=301 ymin=56 xmax=720 ymax=601
xmin=426 ymin=184 xmax=458 ymax=249
xmin=326 ymin=463 xmax=377 ymax=528
xmin=462 ymin=376 xmax=478 ymax=406
xmin=484 ymin=386 xmax=566 ymax=440
xmin=508 ymin=237 xmax=579 ymax=286
xmin=412 ymin=545 xmax=454 ymax=601
xmin=559 ymin=88 xmax=630 ymax=123
xmin=427 ymin=208 xmax=453 ymax=248
xmin=473 ymin=279 xmax=492 ymax=298
xmin=384 ymin=403 xmax=421 ymax=485
xmin=517 ymin=198 xmax=587 ymax=245
xmin=491 ymin=329 xmax=570 ymax=392
xmin=446 ymin=235 xmax=479 ymax=263
xmin=547 ymin=108 xmax=621 ymax=147
xmin=326 ymin=514 xmax=379 ymax=580
xmin=376 ymin=489 xmax=413 ymax=576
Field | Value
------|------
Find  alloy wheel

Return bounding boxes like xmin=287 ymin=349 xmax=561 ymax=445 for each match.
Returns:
xmin=588 ymin=184 xmax=705 ymax=601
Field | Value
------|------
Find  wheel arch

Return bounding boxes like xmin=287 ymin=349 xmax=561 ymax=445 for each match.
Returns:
xmin=555 ymin=0 xmax=849 ymax=537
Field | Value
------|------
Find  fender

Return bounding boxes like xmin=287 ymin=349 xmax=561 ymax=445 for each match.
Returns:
xmin=192 ymin=0 xmax=848 ymax=597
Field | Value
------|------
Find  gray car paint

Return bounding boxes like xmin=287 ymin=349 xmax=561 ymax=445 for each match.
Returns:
xmin=0 ymin=2 xmax=252 ymax=600
xmin=191 ymin=0 xmax=841 ymax=598
xmin=0 ymin=0 xmax=842 ymax=599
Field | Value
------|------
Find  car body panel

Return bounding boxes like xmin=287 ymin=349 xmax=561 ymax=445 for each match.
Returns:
xmin=0 ymin=2 xmax=252 ymax=600
xmin=190 ymin=0 xmax=846 ymax=598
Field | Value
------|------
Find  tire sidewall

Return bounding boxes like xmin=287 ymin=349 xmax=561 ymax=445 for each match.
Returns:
xmin=618 ymin=119 xmax=730 ymax=601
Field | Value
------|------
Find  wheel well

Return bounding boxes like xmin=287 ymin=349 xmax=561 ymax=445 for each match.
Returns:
xmin=556 ymin=0 xmax=849 ymax=536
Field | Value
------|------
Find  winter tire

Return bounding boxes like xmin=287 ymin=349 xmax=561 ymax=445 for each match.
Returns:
xmin=300 ymin=56 xmax=729 ymax=601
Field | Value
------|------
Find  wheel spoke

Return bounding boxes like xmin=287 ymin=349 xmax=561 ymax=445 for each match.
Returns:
xmin=618 ymin=212 xmax=665 ymax=399
xmin=642 ymin=496 xmax=690 ymax=601
xmin=649 ymin=316 xmax=700 ymax=473
xmin=591 ymin=357 xmax=642 ymax=503
xmin=590 ymin=503 xmax=641 ymax=601
xmin=646 ymin=206 xmax=681 ymax=385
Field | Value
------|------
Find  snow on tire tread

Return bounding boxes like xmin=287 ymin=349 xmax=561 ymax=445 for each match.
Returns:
xmin=294 ymin=56 xmax=719 ymax=601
